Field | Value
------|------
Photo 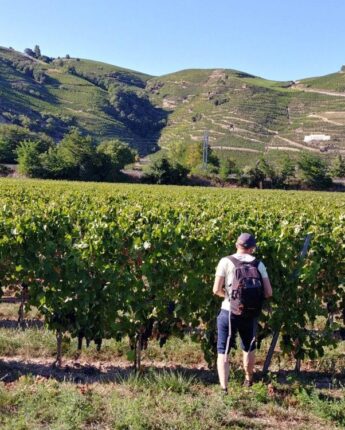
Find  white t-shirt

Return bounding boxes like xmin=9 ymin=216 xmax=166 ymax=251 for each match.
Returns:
xmin=215 ymin=253 xmax=268 ymax=314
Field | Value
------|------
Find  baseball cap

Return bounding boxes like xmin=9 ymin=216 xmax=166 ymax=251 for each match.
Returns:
xmin=236 ymin=233 xmax=256 ymax=248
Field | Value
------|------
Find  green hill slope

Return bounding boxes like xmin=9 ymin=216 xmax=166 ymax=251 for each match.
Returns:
xmin=0 ymin=47 xmax=158 ymax=154
xmin=147 ymin=68 xmax=345 ymax=165
xmin=1 ymin=46 xmax=345 ymax=165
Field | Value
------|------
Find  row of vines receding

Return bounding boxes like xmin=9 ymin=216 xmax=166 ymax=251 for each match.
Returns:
xmin=0 ymin=180 xmax=344 ymax=367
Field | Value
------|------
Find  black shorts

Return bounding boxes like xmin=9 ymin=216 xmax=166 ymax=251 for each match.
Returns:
xmin=217 ymin=309 xmax=258 ymax=353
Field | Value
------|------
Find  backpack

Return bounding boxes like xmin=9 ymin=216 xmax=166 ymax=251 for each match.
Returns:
xmin=226 ymin=256 xmax=264 ymax=318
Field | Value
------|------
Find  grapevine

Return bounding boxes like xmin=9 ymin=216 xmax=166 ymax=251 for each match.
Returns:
xmin=0 ymin=180 xmax=344 ymax=368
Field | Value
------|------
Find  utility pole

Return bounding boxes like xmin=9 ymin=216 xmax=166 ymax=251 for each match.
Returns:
xmin=227 ymin=122 xmax=234 ymax=161
xmin=203 ymin=130 xmax=209 ymax=169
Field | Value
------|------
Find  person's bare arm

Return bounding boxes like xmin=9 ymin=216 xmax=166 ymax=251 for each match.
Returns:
xmin=262 ymin=277 xmax=272 ymax=299
xmin=213 ymin=276 xmax=225 ymax=297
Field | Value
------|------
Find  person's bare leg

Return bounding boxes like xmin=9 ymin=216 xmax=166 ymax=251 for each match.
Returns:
xmin=243 ymin=350 xmax=255 ymax=382
xmin=217 ymin=353 xmax=229 ymax=389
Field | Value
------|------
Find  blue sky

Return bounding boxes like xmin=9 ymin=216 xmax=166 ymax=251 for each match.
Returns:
xmin=1 ymin=0 xmax=344 ymax=80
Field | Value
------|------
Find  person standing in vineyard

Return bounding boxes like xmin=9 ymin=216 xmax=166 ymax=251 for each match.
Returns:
xmin=213 ymin=233 xmax=272 ymax=393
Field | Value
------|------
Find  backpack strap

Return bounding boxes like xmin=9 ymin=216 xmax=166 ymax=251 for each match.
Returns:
xmin=227 ymin=255 xmax=241 ymax=267
xmin=251 ymin=259 xmax=264 ymax=284
xmin=227 ymin=256 xmax=261 ymax=268
xmin=251 ymin=258 xmax=260 ymax=268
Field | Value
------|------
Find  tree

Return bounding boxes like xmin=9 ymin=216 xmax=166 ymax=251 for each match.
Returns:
xmin=39 ymin=147 xmax=66 ymax=179
xmin=110 ymin=88 xmax=167 ymax=138
xmin=280 ymin=156 xmax=296 ymax=184
xmin=219 ymin=157 xmax=237 ymax=181
xmin=239 ymin=164 xmax=266 ymax=188
xmin=17 ymin=131 xmax=137 ymax=182
xmin=184 ymin=142 xmax=203 ymax=168
xmin=53 ymin=130 xmax=100 ymax=180
xmin=184 ymin=141 xmax=219 ymax=172
xmin=31 ymin=129 xmax=99 ymax=180
xmin=297 ymin=153 xmax=332 ymax=189
xmin=239 ymin=157 xmax=278 ymax=188
xmin=17 ymin=140 xmax=43 ymax=176
xmin=257 ymin=157 xmax=274 ymax=178
xmin=329 ymin=155 xmax=345 ymax=178
xmin=97 ymin=139 xmax=136 ymax=181
xmin=34 ymin=45 xmax=41 ymax=58
xmin=207 ymin=145 xmax=219 ymax=170
xmin=0 ymin=136 xmax=13 ymax=163
xmin=0 ymin=125 xmax=52 ymax=163
xmin=256 ymin=157 xmax=286 ymax=188
xmin=24 ymin=48 xmax=35 ymax=57
xmin=169 ymin=141 xmax=187 ymax=165
xmin=145 ymin=157 xmax=189 ymax=185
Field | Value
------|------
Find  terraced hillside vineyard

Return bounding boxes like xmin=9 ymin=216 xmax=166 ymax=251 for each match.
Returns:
xmin=2 ymin=46 xmax=345 ymax=165
xmin=0 ymin=179 xmax=343 ymax=365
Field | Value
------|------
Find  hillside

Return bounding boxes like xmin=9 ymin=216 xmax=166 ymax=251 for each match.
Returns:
xmin=0 ymin=47 xmax=157 ymax=155
xmin=149 ymin=69 xmax=345 ymax=165
xmin=1 ymin=46 xmax=345 ymax=164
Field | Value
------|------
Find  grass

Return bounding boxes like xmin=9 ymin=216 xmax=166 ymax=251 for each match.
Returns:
xmin=301 ymin=71 xmax=345 ymax=92
xmin=296 ymin=386 xmax=345 ymax=427
xmin=0 ymin=371 xmax=343 ymax=429
xmin=0 ymin=311 xmax=344 ymax=376
xmin=0 ymin=299 xmax=344 ymax=428
xmin=0 ymin=325 xmax=206 ymax=364
xmin=0 ymin=302 xmax=41 ymax=320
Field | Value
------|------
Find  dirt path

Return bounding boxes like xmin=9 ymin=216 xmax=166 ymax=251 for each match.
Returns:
xmin=221 ymin=115 xmax=279 ymax=135
xmin=275 ymin=136 xmax=322 ymax=153
xmin=227 ymin=132 xmax=267 ymax=145
xmin=211 ymin=146 xmax=261 ymax=153
xmin=276 ymin=135 xmax=345 ymax=154
xmin=268 ymin=146 xmax=300 ymax=152
xmin=292 ymin=84 xmax=345 ymax=98
xmin=0 ymin=354 xmax=343 ymax=391
xmin=308 ymin=113 xmax=344 ymax=126
xmin=303 ymin=88 xmax=345 ymax=97
xmin=0 ymin=355 xmax=213 ymax=384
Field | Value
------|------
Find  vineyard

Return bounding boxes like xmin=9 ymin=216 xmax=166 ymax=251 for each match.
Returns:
xmin=0 ymin=179 xmax=344 ymax=371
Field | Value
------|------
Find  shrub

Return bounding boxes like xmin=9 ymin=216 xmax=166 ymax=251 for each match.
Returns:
xmin=329 ymin=155 xmax=345 ymax=178
xmin=145 ymin=157 xmax=189 ymax=185
xmin=297 ymin=153 xmax=332 ymax=189
xmin=97 ymin=139 xmax=136 ymax=181
xmin=0 ymin=125 xmax=51 ymax=163
xmin=17 ymin=140 xmax=44 ymax=176
xmin=219 ymin=157 xmax=238 ymax=181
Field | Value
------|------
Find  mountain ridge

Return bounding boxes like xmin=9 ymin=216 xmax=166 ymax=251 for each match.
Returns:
xmin=1 ymin=46 xmax=345 ymax=165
